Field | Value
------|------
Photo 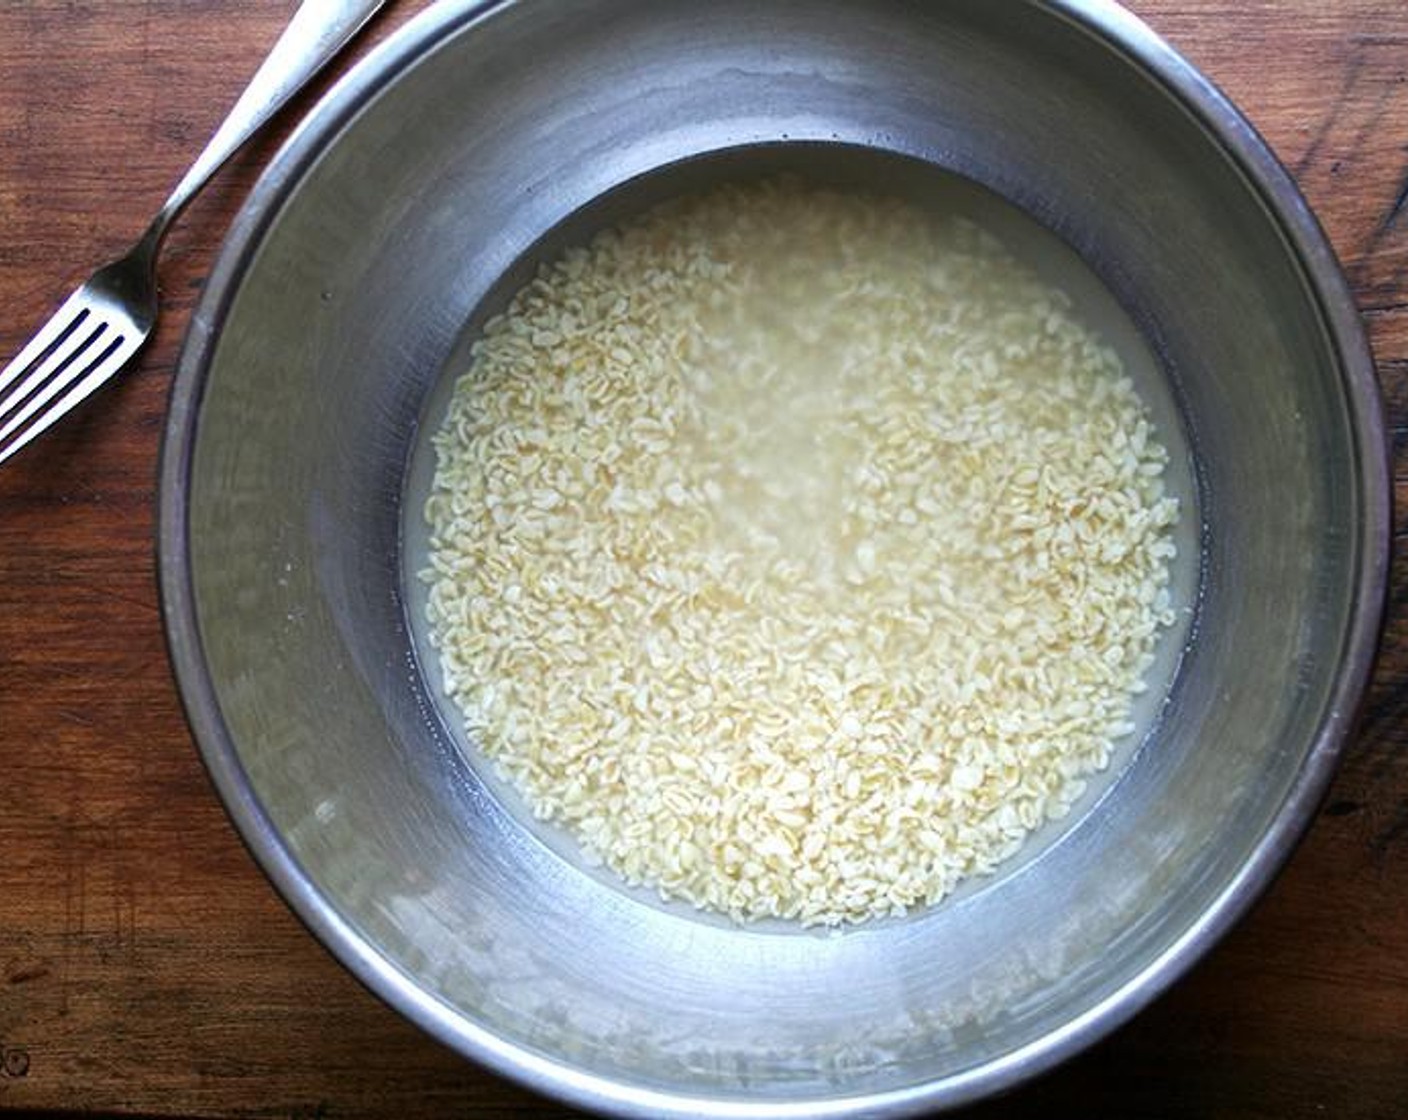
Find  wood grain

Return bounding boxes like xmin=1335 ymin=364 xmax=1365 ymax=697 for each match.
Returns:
xmin=1 ymin=3 xmax=1405 ymax=1118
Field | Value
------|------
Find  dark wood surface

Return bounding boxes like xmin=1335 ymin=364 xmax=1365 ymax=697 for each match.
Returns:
xmin=2 ymin=2 xmax=1406 ymax=1117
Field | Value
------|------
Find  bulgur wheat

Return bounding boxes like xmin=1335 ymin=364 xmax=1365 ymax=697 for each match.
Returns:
xmin=423 ymin=178 xmax=1179 ymax=926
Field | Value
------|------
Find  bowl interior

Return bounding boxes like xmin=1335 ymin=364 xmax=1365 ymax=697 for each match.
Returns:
xmin=398 ymin=141 xmax=1206 ymax=924
xmin=166 ymin=0 xmax=1378 ymax=1114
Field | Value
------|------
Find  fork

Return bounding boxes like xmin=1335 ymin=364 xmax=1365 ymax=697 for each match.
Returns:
xmin=0 ymin=0 xmax=387 ymax=467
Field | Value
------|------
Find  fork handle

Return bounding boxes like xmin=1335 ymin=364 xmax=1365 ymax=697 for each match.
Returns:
xmin=145 ymin=0 xmax=387 ymax=249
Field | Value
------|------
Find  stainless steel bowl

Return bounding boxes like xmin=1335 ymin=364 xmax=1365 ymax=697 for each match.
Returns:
xmin=157 ymin=1 xmax=1389 ymax=1115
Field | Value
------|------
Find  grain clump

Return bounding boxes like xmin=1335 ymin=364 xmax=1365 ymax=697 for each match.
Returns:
xmin=423 ymin=178 xmax=1179 ymax=926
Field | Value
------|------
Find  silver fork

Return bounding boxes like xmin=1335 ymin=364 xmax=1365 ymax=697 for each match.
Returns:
xmin=0 ymin=0 xmax=387 ymax=467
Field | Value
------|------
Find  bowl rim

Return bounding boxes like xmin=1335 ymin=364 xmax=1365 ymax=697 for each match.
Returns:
xmin=156 ymin=1 xmax=1391 ymax=1116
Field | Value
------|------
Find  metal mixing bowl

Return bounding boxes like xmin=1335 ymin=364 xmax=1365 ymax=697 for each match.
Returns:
xmin=157 ymin=1 xmax=1389 ymax=1115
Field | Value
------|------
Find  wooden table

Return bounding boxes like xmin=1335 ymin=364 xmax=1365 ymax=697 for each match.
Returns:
xmin=2 ymin=3 xmax=1405 ymax=1117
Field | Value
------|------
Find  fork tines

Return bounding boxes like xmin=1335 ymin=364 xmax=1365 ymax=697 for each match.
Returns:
xmin=0 ymin=292 xmax=133 ymax=465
